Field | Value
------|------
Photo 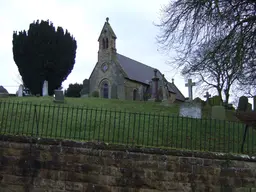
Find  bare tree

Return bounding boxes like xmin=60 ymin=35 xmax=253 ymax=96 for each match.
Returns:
xmin=156 ymin=0 xmax=256 ymax=86
xmin=182 ymin=36 xmax=244 ymax=104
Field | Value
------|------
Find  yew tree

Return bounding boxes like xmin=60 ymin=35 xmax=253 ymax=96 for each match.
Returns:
xmin=12 ymin=20 xmax=77 ymax=95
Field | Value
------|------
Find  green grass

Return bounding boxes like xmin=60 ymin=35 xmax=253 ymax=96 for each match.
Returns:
xmin=0 ymin=96 xmax=255 ymax=155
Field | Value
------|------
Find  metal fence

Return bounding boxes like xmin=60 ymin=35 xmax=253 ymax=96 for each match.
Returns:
xmin=0 ymin=101 xmax=255 ymax=155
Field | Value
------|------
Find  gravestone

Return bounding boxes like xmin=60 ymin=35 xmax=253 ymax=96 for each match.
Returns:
xmin=235 ymin=95 xmax=256 ymax=152
xmin=237 ymin=96 xmax=248 ymax=111
xmin=185 ymin=79 xmax=196 ymax=101
xmin=247 ymin=102 xmax=252 ymax=112
xmin=211 ymin=106 xmax=226 ymax=120
xmin=42 ymin=80 xmax=48 ymax=96
xmin=0 ymin=86 xmax=8 ymax=98
xmin=204 ymin=91 xmax=211 ymax=105
xmin=179 ymin=101 xmax=202 ymax=119
xmin=18 ymin=84 xmax=23 ymax=97
xmin=54 ymin=90 xmax=64 ymax=103
xmin=209 ymin=95 xmax=222 ymax=106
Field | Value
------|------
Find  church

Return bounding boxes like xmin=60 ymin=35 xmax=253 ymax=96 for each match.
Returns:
xmin=81 ymin=18 xmax=185 ymax=103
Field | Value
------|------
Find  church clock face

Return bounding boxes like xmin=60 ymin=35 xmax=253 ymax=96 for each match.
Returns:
xmin=102 ymin=63 xmax=108 ymax=72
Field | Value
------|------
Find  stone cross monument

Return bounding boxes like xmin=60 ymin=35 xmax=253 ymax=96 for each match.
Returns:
xmin=149 ymin=69 xmax=160 ymax=101
xmin=185 ymin=79 xmax=196 ymax=101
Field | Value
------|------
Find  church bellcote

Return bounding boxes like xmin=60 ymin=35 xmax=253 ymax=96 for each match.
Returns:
xmin=98 ymin=17 xmax=117 ymax=54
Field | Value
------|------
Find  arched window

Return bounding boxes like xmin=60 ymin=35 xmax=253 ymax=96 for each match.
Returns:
xmin=101 ymin=81 xmax=109 ymax=99
xmin=106 ymin=38 xmax=109 ymax=49
xmin=133 ymin=89 xmax=137 ymax=101
xmin=103 ymin=83 xmax=108 ymax=98
xmin=102 ymin=39 xmax=106 ymax=49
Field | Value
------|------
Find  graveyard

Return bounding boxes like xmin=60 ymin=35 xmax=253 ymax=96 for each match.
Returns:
xmin=0 ymin=79 xmax=255 ymax=155
xmin=0 ymin=94 xmax=255 ymax=155
xmin=0 ymin=94 xmax=243 ymax=121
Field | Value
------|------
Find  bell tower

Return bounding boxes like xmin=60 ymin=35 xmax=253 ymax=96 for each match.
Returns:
xmin=98 ymin=17 xmax=117 ymax=62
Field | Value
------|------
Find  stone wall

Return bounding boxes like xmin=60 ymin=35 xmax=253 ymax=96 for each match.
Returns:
xmin=89 ymin=60 xmax=125 ymax=99
xmin=124 ymin=80 xmax=144 ymax=100
xmin=0 ymin=135 xmax=256 ymax=192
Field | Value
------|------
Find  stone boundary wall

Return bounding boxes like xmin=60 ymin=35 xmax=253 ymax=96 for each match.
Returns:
xmin=0 ymin=135 xmax=256 ymax=192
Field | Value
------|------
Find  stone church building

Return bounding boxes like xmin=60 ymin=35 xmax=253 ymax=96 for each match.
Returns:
xmin=81 ymin=18 xmax=185 ymax=103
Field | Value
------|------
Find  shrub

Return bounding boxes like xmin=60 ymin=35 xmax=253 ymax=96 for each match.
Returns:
xmin=91 ymin=91 xmax=99 ymax=97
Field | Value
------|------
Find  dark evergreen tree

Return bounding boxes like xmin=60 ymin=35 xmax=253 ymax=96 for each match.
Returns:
xmin=65 ymin=83 xmax=83 ymax=97
xmin=12 ymin=20 xmax=77 ymax=95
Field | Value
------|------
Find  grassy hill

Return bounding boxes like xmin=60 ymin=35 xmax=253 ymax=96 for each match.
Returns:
xmin=0 ymin=96 xmax=255 ymax=155
xmin=0 ymin=96 xmax=238 ymax=120
xmin=1 ymin=96 xmax=180 ymax=114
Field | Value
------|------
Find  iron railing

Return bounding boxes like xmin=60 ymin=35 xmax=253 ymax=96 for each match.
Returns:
xmin=0 ymin=101 xmax=255 ymax=155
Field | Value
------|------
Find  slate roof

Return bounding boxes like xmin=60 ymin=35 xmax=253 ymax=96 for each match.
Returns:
xmin=0 ymin=86 xmax=8 ymax=93
xmin=116 ymin=53 xmax=185 ymax=101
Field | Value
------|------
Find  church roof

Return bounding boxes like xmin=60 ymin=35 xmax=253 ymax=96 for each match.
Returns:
xmin=116 ymin=53 xmax=185 ymax=101
xmin=0 ymin=86 xmax=8 ymax=93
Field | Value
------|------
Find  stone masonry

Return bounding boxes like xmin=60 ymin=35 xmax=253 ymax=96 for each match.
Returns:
xmin=0 ymin=135 xmax=256 ymax=191
xmin=86 ymin=18 xmax=185 ymax=102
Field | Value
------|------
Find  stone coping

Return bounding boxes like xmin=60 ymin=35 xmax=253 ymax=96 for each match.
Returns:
xmin=0 ymin=134 xmax=255 ymax=162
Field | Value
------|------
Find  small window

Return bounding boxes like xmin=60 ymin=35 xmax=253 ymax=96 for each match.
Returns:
xmin=106 ymin=38 xmax=109 ymax=49
xmin=102 ymin=39 xmax=106 ymax=49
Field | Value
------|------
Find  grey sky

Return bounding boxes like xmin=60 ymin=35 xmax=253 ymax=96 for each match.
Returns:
xmin=0 ymin=0 xmax=193 ymax=99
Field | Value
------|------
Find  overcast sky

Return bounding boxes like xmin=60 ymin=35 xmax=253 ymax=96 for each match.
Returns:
xmin=0 ymin=0 xmax=216 ymax=101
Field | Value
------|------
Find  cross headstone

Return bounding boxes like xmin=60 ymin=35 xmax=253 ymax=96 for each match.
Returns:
xmin=54 ymin=90 xmax=64 ymax=103
xmin=204 ymin=91 xmax=211 ymax=105
xmin=204 ymin=92 xmax=211 ymax=100
xmin=42 ymin=80 xmax=49 ymax=96
xmin=18 ymin=84 xmax=24 ymax=97
xmin=185 ymin=79 xmax=196 ymax=101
